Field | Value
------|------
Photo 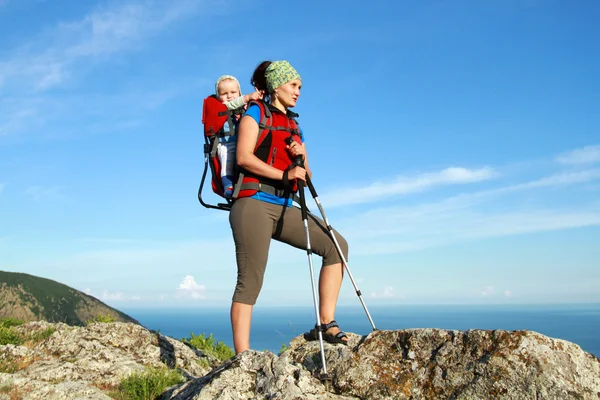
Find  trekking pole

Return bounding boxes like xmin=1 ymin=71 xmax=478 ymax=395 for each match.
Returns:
xmin=304 ymin=175 xmax=377 ymax=331
xmin=287 ymin=142 xmax=330 ymax=385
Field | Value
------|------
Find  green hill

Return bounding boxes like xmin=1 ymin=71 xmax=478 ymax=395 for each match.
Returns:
xmin=0 ymin=270 xmax=138 ymax=325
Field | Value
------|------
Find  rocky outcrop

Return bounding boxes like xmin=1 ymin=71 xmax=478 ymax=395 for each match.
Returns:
xmin=161 ymin=329 xmax=600 ymax=400
xmin=1 ymin=322 xmax=599 ymax=399
xmin=0 ymin=321 xmax=216 ymax=400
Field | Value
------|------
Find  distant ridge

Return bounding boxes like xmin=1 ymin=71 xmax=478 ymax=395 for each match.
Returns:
xmin=0 ymin=270 xmax=138 ymax=325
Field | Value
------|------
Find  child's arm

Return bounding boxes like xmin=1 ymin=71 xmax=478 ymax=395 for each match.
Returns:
xmin=223 ymin=91 xmax=264 ymax=110
xmin=223 ymin=96 xmax=246 ymax=110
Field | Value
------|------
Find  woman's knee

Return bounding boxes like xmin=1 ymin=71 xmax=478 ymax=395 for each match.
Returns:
xmin=336 ymin=232 xmax=349 ymax=260
xmin=323 ymin=230 xmax=349 ymax=266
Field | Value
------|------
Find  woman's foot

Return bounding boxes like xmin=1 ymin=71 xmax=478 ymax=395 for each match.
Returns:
xmin=322 ymin=320 xmax=349 ymax=344
xmin=304 ymin=320 xmax=348 ymax=345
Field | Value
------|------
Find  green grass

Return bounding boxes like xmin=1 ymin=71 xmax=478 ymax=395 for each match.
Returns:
xmin=87 ymin=314 xmax=118 ymax=324
xmin=183 ymin=333 xmax=234 ymax=361
xmin=0 ymin=327 xmax=23 ymax=346
xmin=27 ymin=327 xmax=56 ymax=343
xmin=0 ymin=318 xmax=24 ymax=329
xmin=0 ymin=318 xmax=55 ymax=346
xmin=110 ymin=367 xmax=185 ymax=400
xmin=279 ymin=342 xmax=289 ymax=355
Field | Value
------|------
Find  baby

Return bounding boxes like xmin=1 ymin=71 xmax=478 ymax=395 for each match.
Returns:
xmin=215 ymin=75 xmax=262 ymax=197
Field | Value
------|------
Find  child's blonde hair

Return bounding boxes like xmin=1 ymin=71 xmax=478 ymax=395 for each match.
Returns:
xmin=215 ymin=75 xmax=242 ymax=96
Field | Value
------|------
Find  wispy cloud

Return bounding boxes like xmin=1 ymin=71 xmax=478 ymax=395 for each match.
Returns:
xmin=176 ymin=275 xmax=206 ymax=299
xmin=339 ymin=165 xmax=600 ymax=256
xmin=0 ymin=0 xmax=212 ymax=138
xmin=370 ymin=286 xmax=401 ymax=299
xmin=1 ymin=0 xmax=205 ymax=91
xmin=24 ymin=185 xmax=64 ymax=201
xmin=480 ymin=286 xmax=494 ymax=296
xmin=557 ymin=145 xmax=600 ymax=165
xmin=101 ymin=289 xmax=124 ymax=301
xmin=322 ymin=166 xmax=496 ymax=208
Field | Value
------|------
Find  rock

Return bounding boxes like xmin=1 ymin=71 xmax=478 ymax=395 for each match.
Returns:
xmin=160 ymin=350 xmax=359 ymax=400
xmin=2 ymin=321 xmax=599 ymax=399
xmin=286 ymin=328 xmax=600 ymax=399
xmin=0 ymin=374 xmax=112 ymax=400
xmin=1 ymin=321 xmax=216 ymax=399
xmin=162 ymin=329 xmax=600 ymax=399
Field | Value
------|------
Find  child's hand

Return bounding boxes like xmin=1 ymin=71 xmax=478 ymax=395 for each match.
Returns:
xmin=247 ymin=91 xmax=263 ymax=102
xmin=242 ymin=91 xmax=264 ymax=104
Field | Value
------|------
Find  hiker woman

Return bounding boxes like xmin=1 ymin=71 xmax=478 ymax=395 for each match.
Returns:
xmin=229 ymin=60 xmax=349 ymax=353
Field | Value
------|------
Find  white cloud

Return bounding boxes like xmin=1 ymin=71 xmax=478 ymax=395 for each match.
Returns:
xmin=176 ymin=275 xmax=206 ymax=300
xmin=348 ymin=203 xmax=600 ymax=257
xmin=101 ymin=290 xmax=124 ymax=301
xmin=0 ymin=1 xmax=213 ymax=138
xmin=83 ymin=288 xmax=93 ymax=295
xmin=371 ymin=286 xmax=397 ymax=299
xmin=504 ymin=290 xmax=512 ymax=297
xmin=322 ymin=166 xmax=496 ymax=208
xmin=24 ymin=185 xmax=64 ymax=201
xmin=480 ymin=286 xmax=494 ymax=296
xmin=516 ymin=169 xmax=600 ymax=190
xmin=557 ymin=145 xmax=600 ymax=165
xmin=131 ymin=296 xmax=140 ymax=301
xmin=1 ymin=1 xmax=206 ymax=91
xmin=338 ymin=166 xmax=600 ymax=256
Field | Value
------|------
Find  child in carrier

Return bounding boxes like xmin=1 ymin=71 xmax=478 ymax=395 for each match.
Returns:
xmin=215 ymin=75 xmax=262 ymax=197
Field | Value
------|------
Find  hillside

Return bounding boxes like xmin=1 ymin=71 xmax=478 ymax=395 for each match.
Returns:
xmin=0 ymin=270 xmax=137 ymax=325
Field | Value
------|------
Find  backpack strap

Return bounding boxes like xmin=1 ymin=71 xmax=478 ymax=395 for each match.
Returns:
xmin=232 ymin=100 xmax=293 ymax=200
xmin=254 ymin=101 xmax=272 ymax=151
xmin=232 ymin=101 xmax=270 ymax=199
xmin=236 ymin=181 xmax=300 ymax=204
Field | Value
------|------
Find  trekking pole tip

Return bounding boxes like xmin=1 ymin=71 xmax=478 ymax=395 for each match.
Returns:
xmin=319 ymin=373 xmax=332 ymax=390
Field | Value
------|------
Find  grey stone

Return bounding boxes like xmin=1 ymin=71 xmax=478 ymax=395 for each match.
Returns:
xmin=2 ymin=321 xmax=599 ymax=399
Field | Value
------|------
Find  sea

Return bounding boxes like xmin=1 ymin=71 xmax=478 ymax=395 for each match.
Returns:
xmin=122 ymin=303 xmax=600 ymax=357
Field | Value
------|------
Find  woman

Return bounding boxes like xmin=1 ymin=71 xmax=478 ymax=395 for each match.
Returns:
xmin=229 ymin=60 xmax=349 ymax=353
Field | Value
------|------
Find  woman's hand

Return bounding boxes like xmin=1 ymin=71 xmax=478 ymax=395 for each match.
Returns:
xmin=286 ymin=140 xmax=306 ymax=161
xmin=287 ymin=166 xmax=306 ymax=182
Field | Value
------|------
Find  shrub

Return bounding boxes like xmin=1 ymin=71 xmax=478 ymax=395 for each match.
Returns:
xmin=110 ymin=367 xmax=184 ymax=400
xmin=0 ymin=319 xmax=23 ymax=329
xmin=25 ymin=327 xmax=56 ymax=345
xmin=0 ymin=327 xmax=22 ymax=346
xmin=87 ymin=314 xmax=117 ymax=324
xmin=279 ymin=342 xmax=289 ymax=355
xmin=184 ymin=333 xmax=234 ymax=361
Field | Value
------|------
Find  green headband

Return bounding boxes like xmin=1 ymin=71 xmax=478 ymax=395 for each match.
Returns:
xmin=265 ymin=60 xmax=301 ymax=93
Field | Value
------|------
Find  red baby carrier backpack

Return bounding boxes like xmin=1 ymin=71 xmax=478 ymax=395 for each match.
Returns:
xmin=198 ymin=97 xmax=302 ymax=211
xmin=198 ymin=95 xmax=243 ymax=211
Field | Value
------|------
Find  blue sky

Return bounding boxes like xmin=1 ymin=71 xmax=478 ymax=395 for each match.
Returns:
xmin=0 ymin=0 xmax=599 ymax=309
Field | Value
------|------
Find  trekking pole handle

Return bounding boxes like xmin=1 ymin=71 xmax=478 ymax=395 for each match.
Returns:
xmin=285 ymin=136 xmax=318 ymax=198
xmin=285 ymin=136 xmax=305 ymax=167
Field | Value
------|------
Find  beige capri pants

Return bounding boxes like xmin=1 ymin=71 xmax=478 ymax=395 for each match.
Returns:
xmin=228 ymin=197 xmax=349 ymax=305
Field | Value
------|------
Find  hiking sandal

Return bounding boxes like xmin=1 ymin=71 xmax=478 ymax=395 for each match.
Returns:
xmin=303 ymin=320 xmax=348 ymax=345
xmin=321 ymin=320 xmax=348 ymax=345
